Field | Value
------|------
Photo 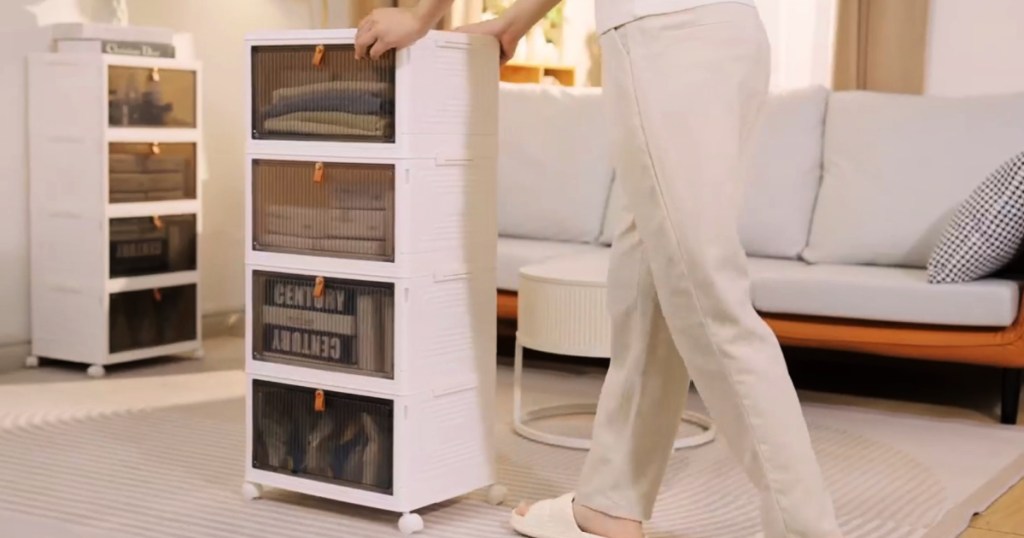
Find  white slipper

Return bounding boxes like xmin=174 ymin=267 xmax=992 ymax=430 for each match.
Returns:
xmin=509 ymin=493 xmax=605 ymax=538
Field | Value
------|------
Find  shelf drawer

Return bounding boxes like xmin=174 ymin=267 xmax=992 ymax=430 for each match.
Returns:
xmin=108 ymin=143 xmax=196 ymax=203
xmin=251 ymin=379 xmax=394 ymax=494
xmin=250 ymin=44 xmax=395 ymax=143
xmin=252 ymin=270 xmax=394 ymax=378
xmin=245 ymin=31 xmax=499 ymax=159
xmin=109 ymin=214 xmax=196 ymax=278
xmin=108 ymin=65 xmax=196 ymax=128
xmin=109 ymin=284 xmax=197 ymax=353
xmin=252 ymin=159 xmax=395 ymax=262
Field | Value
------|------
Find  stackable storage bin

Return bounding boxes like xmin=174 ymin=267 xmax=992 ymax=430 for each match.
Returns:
xmin=246 ymin=29 xmax=499 ymax=160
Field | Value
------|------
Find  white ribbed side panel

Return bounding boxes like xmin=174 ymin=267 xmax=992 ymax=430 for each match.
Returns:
xmin=518 ymin=275 xmax=611 ymax=358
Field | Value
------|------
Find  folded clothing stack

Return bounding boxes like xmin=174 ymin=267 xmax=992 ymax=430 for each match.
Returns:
xmin=259 ymin=204 xmax=390 ymax=257
xmin=109 ymin=285 xmax=197 ymax=353
xmin=109 ymin=216 xmax=196 ymax=277
xmin=257 ymin=276 xmax=394 ymax=375
xmin=259 ymin=80 xmax=394 ymax=138
xmin=109 ymin=153 xmax=190 ymax=202
xmin=253 ymin=386 xmax=394 ymax=491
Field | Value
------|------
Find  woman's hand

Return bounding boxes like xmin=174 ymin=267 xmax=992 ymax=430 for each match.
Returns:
xmin=354 ymin=7 xmax=431 ymax=60
xmin=455 ymin=17 xmax=521 ymax=64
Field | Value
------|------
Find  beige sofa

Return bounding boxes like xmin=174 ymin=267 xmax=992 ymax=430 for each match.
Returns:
xmin=494 ymin=82 xmax=1024 ymax=424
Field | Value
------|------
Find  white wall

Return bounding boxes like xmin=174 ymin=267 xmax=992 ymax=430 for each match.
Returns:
xmin=925 ymin=0 xmax=1024 ymax=96
xmin=0 ymin=0 xmax=326 ymax=347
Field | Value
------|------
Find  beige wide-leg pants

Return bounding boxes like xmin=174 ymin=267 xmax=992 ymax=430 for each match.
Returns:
xmin=575 ymin=4 xmax=842 ymax=537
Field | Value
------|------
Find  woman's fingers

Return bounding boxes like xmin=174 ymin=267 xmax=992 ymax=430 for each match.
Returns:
xmin=368 ymin=38 xmax=393 ymax=60
xmin=354 ymin=21 xmax=377 ymax=59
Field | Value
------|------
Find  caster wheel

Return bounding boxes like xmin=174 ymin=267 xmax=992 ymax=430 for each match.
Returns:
xmin=86 ymin=365 xmax=106 ymax=378
xmin=25 ymin=356 xmax=40 ymax=368
xmin=487 ymin=484 xmax=508 ymax=506
xmin=192 ymin=348 xmax=205 ymax=360
xmin=398 ymin=513 xmax=424 ymax=535
xmin=241 ymin=482 xmax=263 ymax=501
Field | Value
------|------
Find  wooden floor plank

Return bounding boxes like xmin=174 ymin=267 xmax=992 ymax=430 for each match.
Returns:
xmin=971 ymin=479 xmax=1024 ymax=535
xmin=961 ymin=529 xmax=1021 ymax=538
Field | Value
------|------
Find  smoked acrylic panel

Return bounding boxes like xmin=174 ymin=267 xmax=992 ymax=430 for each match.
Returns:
xmin=109 ymin=214 xmax=197 ymax=278
xmin=108 ymin=143 xmax=196 ymax=203
xmin=251 ymin=159 xmax=395 ymax=262
xmin=109 ymin=284 xmax=197 ymax=354
xmin=252 ymin=270 xmax=395 ymax=379
xmin=108 ymin=66 xmax=197 ymax=128
xmin=250 ymin=44 xmax=396 ymax=143
xmin=251 ymin=379 xmax=395 ymax=494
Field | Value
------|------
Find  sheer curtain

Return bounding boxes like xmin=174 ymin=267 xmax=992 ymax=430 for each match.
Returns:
xmin=756 ymin=0 xmax=839 ymax=91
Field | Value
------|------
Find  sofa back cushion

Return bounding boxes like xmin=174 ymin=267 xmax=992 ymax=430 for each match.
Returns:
xmin=802 ymin=91 xmax=1024 ymax=268
xmin=497 ymin=83 xmax=613 ymax=243
xmin=599 ymin=85 xmax=829 ymax=260
xmin=738 ymin=85 xmax=829 ymax=258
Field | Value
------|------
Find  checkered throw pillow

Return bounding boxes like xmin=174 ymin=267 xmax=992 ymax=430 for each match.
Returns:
xmin=927 ymin=151 xmax=1024 ymax=284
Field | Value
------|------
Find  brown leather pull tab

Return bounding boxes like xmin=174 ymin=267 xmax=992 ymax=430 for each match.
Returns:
xmin=313 ymin=276 xmax=326 ymax=298
xmin=150 ymin=67 xmax=160 ymax=82
xmin=150 ymin=143 xmax=161 ymax=155
xmin=152 ymin=215 xmax=164 ymax=230
xmin=314 ymin=162 xmax=325 ymax=183
xmin=314 ymin=389 xmax=325 ymax=412
xmin=313 ymin=45 xmax=325 ymax=66
xmin=153 ymin=288 xmax=162 ymax=302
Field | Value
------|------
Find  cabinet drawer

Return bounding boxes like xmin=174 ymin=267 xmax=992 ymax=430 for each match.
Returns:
xmin=109 ymin=214 xmax=196 ymax=278
xmin=250 ymin=44 xmax=395 ymax=143
xmin=109 ymin=284 xmax=197 ymax=353
xmin=108 ymin=143 xmax=196 ymax=203
xmin=252 ymin=159 xmax=395 ymax=262
xmin=251 ymin=379 xmax=394 ymax=494
xmin=108 ymin=65 xmax=196 ymax=128
xmin=252 ymin=270 xmax=394 ymax=378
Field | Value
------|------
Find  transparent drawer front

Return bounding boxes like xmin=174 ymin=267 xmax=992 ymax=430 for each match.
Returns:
xmin=252 ymin=271 xmax=394 ymax=378
xmin=109 ymin=143 xmax=196 ymax=203
xmin=251 ymin=379 xmax=394 ymax=494
xmin=251 ymin=45 xmax=395 ymax=142
xmin=252 ymin=159 xmax=395 ymax=261
xmin=109 ymin=284 xmax=197 ymax=353
xmin=109 ymin=215 xmax=197 ymax=278
xmin=108 ymin=66 xmax=196 ymax=128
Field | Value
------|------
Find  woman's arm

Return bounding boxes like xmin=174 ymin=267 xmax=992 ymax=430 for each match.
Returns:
xmin=355 ymin=0 xmax=563 ymax=60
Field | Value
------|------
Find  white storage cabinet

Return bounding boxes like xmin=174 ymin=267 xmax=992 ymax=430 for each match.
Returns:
xmin=27 ymin=53 xmax=204 ymax=377
xmin=241 ymin=29 xmax=504 ymax=534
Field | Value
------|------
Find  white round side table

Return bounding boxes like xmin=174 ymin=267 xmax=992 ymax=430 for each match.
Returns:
xmin=514 ymin=251 xmax=716 ymax=450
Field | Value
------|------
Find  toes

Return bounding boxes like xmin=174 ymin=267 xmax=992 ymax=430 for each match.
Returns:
xmin=514 ymin=501 xmax=533 ymax=517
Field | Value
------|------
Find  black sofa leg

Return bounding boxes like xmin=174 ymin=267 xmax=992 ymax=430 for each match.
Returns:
xmin=1001 ymin=368 xmax=1022 ymax=425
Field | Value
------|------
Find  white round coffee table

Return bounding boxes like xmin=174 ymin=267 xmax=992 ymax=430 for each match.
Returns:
xmin=514 ymin=250 xmax=716 ymax=450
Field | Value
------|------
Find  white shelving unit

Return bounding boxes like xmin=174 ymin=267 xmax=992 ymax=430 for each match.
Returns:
xmin=241 ymin=29 xmax=504 ymax=534
xmin=27 ymin=53 xmax=204 ymax=377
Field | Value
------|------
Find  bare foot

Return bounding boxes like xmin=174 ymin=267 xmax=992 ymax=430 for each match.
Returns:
xmin=514 ymin=500 xmax=644 ymax=538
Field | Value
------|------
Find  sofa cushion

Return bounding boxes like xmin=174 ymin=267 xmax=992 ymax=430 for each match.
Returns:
xmin=497 ymin=83 xmax=613 ymax=243
xmin=927 ymin=151 xmax=1024 ymax=283
xmin=748 ymin=257 xmax=1020 ymax=327
xmin=803 ymin=91 xmax=1024 ymax=268
xmin=598 ymin=86 xmax=829 ymax=258
xmin=497 ymin=237 xmax=608 ymax=291
xmin=739 ymin=85 xmax=829 ymax=259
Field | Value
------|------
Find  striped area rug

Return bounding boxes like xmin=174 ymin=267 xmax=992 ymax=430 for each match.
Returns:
xmin=0 ymin=369 xmax=1023 ymax=538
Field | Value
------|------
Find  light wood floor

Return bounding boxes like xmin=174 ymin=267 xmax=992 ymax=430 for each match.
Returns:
xmin=966 ymin=479 xmax=1024 ymax=537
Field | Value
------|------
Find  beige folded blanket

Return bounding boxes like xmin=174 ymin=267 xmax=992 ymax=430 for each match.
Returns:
xmin=264 ymin=205 xmax=387 ymax=241
xmin=263 ymin=111 xmax=390 ymax=137
xmin=257 ymin=234 xmax=389 ymax=258
xmin=271 ymin=80 xmax=392 ymax=103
